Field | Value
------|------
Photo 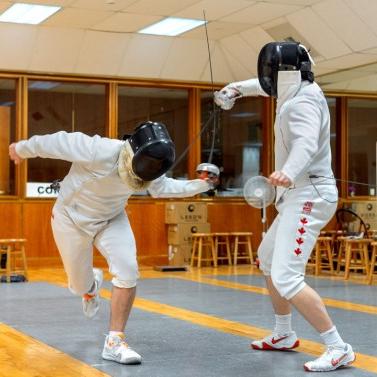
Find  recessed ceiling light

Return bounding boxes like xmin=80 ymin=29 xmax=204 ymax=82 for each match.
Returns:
xmin=138 ymin=17 xmax=206 ymax=37
xmin=0 ymin=3 xmax=61 ymax=25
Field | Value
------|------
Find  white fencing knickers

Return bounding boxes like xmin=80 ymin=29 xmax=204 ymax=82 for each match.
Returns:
xmin=257 ymin=184 xmax=337 ymax=300
xmin=51 ymin=207 xmax=139 ymax=295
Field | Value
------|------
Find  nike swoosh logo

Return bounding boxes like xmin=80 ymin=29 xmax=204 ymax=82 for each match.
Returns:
xmin=271 ymin=335 xmax=289 ymax=344
xmin=331 ymin=353 xmax=347 ymax=367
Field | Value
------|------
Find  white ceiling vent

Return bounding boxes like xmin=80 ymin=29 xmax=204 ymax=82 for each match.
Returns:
xmin=265 ymin=22 xmax=321 ymax=59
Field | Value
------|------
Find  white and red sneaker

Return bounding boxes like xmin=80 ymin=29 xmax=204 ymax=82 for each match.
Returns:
xmin=304 ymin=344 xmax=355 ymax=372
xmin=102 ymin=333 xmax=142 ymax=365
xmin=251 ymin=331 xmax=300 ymax=351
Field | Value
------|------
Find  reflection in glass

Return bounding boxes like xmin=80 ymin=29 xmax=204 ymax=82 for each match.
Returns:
xmin=118 ymin=86 xmax=188 ymax=179
xmin=0 ymin=79 xmax=16 ymax=195
xmin=348 ymin=99 xmax=377 ymax=196
xmin=27 ymin=80 xmax=106 ymax=190
xmin=201 ymin=92 xmax=263 ymax=196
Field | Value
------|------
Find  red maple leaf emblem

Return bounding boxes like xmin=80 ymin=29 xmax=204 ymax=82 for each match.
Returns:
xmin=298 ymin=227 xmax=306 ymax=235
xmin=300 ymin=217 xmax=308 ymax=225
xmin=294 ymin=248 xmax=302 ymax=255
xmin=296 ymin=237 xmax=304 ymax=245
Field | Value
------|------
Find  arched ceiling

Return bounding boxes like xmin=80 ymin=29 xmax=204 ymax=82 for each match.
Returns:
xmin=1 ymin=0 xmax=377 ymax=91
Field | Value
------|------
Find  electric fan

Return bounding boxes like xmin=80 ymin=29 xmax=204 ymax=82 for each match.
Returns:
xmin=243 ymin=176 xmax=276 ymax=236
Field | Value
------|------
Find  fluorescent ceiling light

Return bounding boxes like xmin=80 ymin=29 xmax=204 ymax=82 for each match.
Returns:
xmin=0 ymin=3 xmax=61 ymax=25
xmin=139 ymin=17 xmax=206 ymax=36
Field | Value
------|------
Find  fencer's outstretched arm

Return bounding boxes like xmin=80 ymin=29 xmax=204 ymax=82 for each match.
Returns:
xmin=224 ymin=78 xmax=269 ymax=97
xmin=281 ymin=96 xmax=321 ymax=183
xmin=13 ymin=131 xmax=99 ymax=165
xmin=147 ymin=176 xmax=211 ymax=198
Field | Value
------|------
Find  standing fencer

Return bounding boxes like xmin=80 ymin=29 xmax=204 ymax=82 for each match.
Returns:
xmin=9 ymin=121 xmax=217 ymax=365
xmin=215 ymin=42 xmax=355 ymax=372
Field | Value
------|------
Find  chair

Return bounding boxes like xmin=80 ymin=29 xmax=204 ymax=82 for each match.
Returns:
xmin=231 ymin=232 xmax=253 ymax=265
xmin=213 ymin=232 xmax=232 ymax=265
xmin=190 ymin=233 xmax=217 ymax=268
xmin=367 ymin=241 xmax=377 ymax=284
xmin=0 ymin=239 xmax=28 ymax=282
xmin=307 ymin=237 xmax=334 ymax=275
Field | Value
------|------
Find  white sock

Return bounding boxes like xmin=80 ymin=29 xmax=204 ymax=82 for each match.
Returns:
xmin=320 ymin=326 xmax=346 ymax=349
xmin=274 ymin=314 xmax=292 ymax=335
xmin=109 ymin=331 xmax=124 ymax=338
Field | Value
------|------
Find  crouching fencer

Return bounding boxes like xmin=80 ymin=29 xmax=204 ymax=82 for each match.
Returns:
xmin=8 ymin=121 xmax=218 ymax=365
xmin=215 ymin=42 xmax=355 ymax=372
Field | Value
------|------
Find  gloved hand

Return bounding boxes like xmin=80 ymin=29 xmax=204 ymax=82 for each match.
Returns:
xmin=196 ymin=163 xmax=220 ymax=189
xmin=214 ymin=85 xmax=241 ymax=110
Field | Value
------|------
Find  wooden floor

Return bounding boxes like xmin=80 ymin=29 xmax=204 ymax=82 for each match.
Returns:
xmin=1 ymin=265 xmax=377 ymax=377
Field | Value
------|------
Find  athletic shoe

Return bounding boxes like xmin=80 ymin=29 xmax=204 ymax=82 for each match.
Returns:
xmin=82 ymin=268 xmax=103 ymax=319
xmin=251 ymin=331 xmax=300 ymax=351
xmin=102 ymin=334 xmax=142 ymax=364
xmin=304 ymin=344 xmax=355 ymax=372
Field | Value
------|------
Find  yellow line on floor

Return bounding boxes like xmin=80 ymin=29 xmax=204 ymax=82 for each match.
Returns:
xmin=28 ymin=271 xmax=377 ymax=374
xmin=171 ymin=273 xmax=377 ymax=316
xmin=0 ymin=323 xmax=110 ymax=377
xmin=98 ymin=288 xmax=377 ymax=374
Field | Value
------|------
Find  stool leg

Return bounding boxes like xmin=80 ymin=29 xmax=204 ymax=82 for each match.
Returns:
xmin=198 ymin=238 xmax=203 ymax=268
xmin=190 ymin=238 xmax=197 ymax=267
xmin=214 ymin=236 xmax=219 ymax=265
xmin=344 ymin=244 xmax=351 ymax=280
xmin=233 ymin=236 xmax=239 ymax=265
xmin=21 ymin=245 xmax=28 ymax=281
xmin=226 ymin=237 xmax=232 ymax=265
xmin=362 ymin=244 xmax=370 ymax=276
xmin=367 ymin=249 xmax=376 ymax=285
xmin=336 ymin=243 xmax=344 ymax=273
xmin=210 ymin=237 xmax=217 ymax=267
xmin=246 ymin=237 xmax=253 ymax=264
xmin=6 ymin=246 xmax=11 ymax=283
xmin=327 ymin=242 xmax=334 ymax=274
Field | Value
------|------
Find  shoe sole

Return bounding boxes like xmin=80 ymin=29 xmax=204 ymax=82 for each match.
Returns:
xmin=102 ymin=352 xmax=142 ymax=365
xmin=303 ymin=353 xmax=356 ymax=372
xmin=251 ymin=339 xmax=300 ymax=351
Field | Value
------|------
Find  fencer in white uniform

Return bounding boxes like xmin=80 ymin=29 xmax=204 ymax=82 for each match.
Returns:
xmin=9 ymin=121 xmax=215 ymax=365
xmin=216 ymin=42 xmax=355 ymax=372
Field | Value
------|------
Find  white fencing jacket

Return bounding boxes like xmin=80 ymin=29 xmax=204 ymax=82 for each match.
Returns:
xmin=16 ymin=132 xmax=210 ymax=235
xmin=230 ymin=77 xmax=335 ymax=201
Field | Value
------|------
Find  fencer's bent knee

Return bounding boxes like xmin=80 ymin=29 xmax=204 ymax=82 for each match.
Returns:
xmin=112 ymin=277 xmax=137 ymax=288
xmin=257 ymin=247 xmax=272 ymax=275
xmin=270 ymin=266 xmax=306 ymax=300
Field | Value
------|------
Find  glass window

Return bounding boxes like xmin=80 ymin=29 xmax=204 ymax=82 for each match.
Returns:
xmin=348 ymin=98 xmax=377 ymax=197
xmin=27 ymin=80 xmax=107 ymax=197
xmin=201 ymin=92 xmax=263 ymax=196
xmin=118 ymin=86 xmax=189 ymax=179
xmin=0 ymin=78 xmax=17 ymax=196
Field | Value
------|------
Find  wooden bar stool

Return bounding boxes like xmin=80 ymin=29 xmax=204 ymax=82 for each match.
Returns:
xmin=190 ymin=233 xmax=217 ymax=268
xmin=341 ymin=238 xmax=372 ymax=280
xmin=367 ymin=241 xmax=377 ymax=285
xmin=0 ymin=239 xmax=28 ymax=282
xmin=213 ymin=232 xmax=232 ymax=265
xmin=307 ymin=237 xmax=334 ymax=275
xmin=231 ymin=232 xmax=253 ymax=265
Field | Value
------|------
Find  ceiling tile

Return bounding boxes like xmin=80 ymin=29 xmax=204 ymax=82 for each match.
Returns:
xmin=182 ymin=21 xmax=253 ymax=40
xmin=174 ymin=0 xmax=253 ymax=20
xmin=219 ymin=46 xmax=253 ymax=81
xmin=239 ymin=26 xmax=274 ymax=53
xmin=70 ymin=0 xmax=137 ymax=11
xmin=220 ymin=34 xmax=258 ymax=75
xmin=261 ymin=0 xmax=321 ymax=4
xmin=75 ymin=30 xmax=131 ymax=75
xmin=317 ymin=53 xmax=377 ymax=70
xmin=7 ymin=0 xmax=75 ymax=5
xmin=91 ymin=12 xmax=161 ymax=33
xmin=0 ymin=23 xmax=37 ymax=70
xmin=43 ymin=8 xmax=111 ymax=28
xmin=221 ymin=2 xmax=300 ymax=25
xmin=30 ymin=26 xmax=85 ymax=73
xmin=118 ymin=34 xmax=173 ymax=78
xmin=123 ymin=0 xmax=200 ymax=16
xmin=313 ymin=0 xmax=377 ymax=51
xmin=287 ymin=7 xmax=351 ymax=59
xmin=344 ymin=0 xmax=377 ymax=37
xmin=0 ymin=2 xmax=12 ymax=13
xmin=160 ymin=38 xmax=209 ymax=80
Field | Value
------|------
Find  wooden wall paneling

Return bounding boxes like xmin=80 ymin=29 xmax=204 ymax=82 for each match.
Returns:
xmin=22 ymin=201 xmax=62 ymax=267
xmin=0 ymin=107 xmax=10 ymax=194
xmin=187 ymin=88 xmax=201 ymax=179
xmin=127 ymin=201 xmax=168 ymax=266
xmin=0 ymin=202 xmax=22 ymax=239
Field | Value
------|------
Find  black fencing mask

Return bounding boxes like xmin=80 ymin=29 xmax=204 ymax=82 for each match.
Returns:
xmin=257 ymin=42 xmax=314 ymax=97
xmin=123 ymin=121 xmax=175 ymax=181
